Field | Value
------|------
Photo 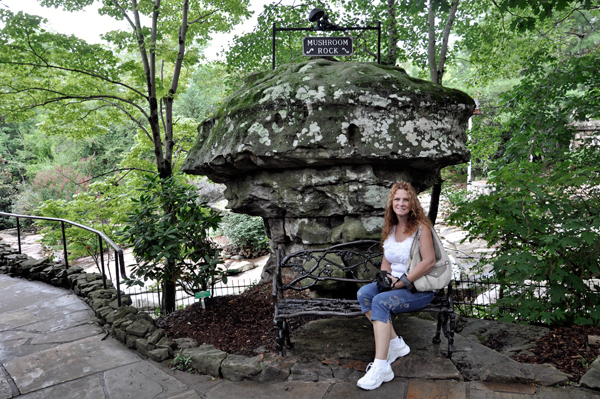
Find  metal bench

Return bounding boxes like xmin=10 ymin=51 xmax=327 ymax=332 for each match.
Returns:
xmin=272 ymin=240 xmax=455 ymax=358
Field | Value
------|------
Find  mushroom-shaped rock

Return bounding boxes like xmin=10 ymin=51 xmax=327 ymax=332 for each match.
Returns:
xmin=183 ymin=59 xmax=474 ymax=279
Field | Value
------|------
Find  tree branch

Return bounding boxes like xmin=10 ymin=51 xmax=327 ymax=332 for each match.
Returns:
xmin=436 ymin=0 xmax=459 ymax=84
xmin=189 ymin=9 xmax=218 ymax=25
xmin=0 ymin=61 xmax=148 ymax=100
xmin=80 ymin=167 xmax=156 ymax=184
xmin=97 ymin=98 xmax=152 ymax=141
xmin=2 ymin=86 xmax=150 ymax=121
xmin=108 ymin=0 xmax=137 ymax=32
xmin=131 ymin=0 xmax=153 ymax=96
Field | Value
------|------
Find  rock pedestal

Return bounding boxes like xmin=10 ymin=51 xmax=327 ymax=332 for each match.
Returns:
xmin=182 ymin=59 xmax=475 ymax=280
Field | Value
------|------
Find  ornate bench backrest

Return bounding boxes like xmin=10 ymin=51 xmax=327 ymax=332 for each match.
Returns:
xmin=276 ymin=240 xmax=383 ymax=292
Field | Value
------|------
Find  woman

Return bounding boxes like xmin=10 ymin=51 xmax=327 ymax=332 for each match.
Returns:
xmin=356 ymin=181 xmax=436 ymax=390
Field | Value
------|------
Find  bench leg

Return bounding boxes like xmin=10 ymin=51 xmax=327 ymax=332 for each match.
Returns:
xmin=432 ymin=311 xmax=444 ymax=344
xmin=432 ymin=311 xmax=456 ymax=359
xmin=439 ymin=311 xmax=455 ymax=359
xmin=275 ymin=320 xmax=294 ymax=356
xmin=447 ymin=312 xmax=455 ymax=359
xmin=275 ymin=320 xmax=285 ymax=356
xmin=283 ymin=321 xmax=294 ymax=350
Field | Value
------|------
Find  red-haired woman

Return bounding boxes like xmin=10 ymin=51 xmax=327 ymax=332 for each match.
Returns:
xmin=356 ymin=181 xmax=436 ymax=390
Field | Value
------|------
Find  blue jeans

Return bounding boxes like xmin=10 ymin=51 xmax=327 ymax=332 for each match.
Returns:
xmin=357 ymin=282 xmax=434 ymax=323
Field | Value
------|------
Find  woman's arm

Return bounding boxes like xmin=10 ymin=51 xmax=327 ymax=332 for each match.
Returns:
xmin=381 ymin=253 xmax=393 ymax=274
xmin=392 ymin=224 xmax=436 ymax=289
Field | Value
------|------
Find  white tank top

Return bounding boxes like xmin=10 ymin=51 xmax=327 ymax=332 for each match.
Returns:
xmin=383 ymin=225 xmax=419 ymax=278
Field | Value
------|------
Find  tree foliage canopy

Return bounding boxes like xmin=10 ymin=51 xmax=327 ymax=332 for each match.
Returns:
xmin=0 ymin=0 xmax=250 ymax=313
xmin=0 ymin=0 xmax=250 ymax=178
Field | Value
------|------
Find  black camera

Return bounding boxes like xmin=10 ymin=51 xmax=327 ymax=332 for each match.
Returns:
xmin=375 ymin=270 xmax=394 ymax=292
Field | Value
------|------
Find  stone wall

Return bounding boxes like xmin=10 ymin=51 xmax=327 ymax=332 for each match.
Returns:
xmin=0 ymin=238 xmax=299 ymax=382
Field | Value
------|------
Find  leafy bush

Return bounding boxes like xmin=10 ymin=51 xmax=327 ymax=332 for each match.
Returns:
xmin=171 ymin=351 xmax=194 ymax=372
xmin=31 ymin=163 xmax=91 ymax=202
xmin=448 ymin=148 xmax=600 ymax=326
xmin=35 ymin=179 xmax=134 ymax=273
xmin=441 ymin=186 xmax=469 ymax=214
xmin=120 ymin=175 xmax=225 ymax=312
xmin=0 ymin=155 xmax=18 ymax=229
xmin=218 ymin=212 xmax=269 ymax=250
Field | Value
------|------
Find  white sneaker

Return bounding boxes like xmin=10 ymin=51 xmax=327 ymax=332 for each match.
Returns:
xmin=387 ymin=337 xmax=410 ymax=364
xmin=357 ymin=363 xmax=394 ymax=390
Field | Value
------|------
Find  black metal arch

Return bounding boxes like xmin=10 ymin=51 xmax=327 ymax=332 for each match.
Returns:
xmin=271 ymin=21 xmax=381 ymax=70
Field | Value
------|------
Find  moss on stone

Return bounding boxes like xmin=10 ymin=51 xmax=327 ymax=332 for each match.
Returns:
xmin=182 ymin=58 xmax=473 ymax=179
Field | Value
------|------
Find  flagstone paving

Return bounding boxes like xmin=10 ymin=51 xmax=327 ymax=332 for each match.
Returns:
xmin=1 ymin=273 xmax=599 ymax=398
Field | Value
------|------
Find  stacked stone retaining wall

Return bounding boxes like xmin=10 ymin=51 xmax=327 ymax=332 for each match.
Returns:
xmin=0 ymin=238 xmax=298 ymax=382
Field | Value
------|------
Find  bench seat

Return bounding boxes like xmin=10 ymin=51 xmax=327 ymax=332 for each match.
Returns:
xmin=273 ymin=240 xmax=456 ymax=358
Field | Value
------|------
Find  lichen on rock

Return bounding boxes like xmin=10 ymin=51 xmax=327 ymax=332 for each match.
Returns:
xmin=183 ymin=59 xmax=473 ymax=182
xmin=182 ymin=59 xmax=475 ymax=283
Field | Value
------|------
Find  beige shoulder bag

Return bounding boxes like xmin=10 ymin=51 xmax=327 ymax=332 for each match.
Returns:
xmin=406 ymin=225 xmax=452 ymax=291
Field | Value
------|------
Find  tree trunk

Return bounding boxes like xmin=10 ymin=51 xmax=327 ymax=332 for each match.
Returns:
xmin=425 ymin=0 xmax=460 ymax=224
xmin=386 ymin=0 xmax=398 ymax=65
xmin=427 ymin=0 xmax=438 ymax=83
xmin=163 ymin=278 xmax=177 ymax=314
xmin=428 ymin=172 xmax=443 ymax=226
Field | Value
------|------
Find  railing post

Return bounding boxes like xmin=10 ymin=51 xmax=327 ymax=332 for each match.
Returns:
xmin=16 ymin=217 xmax=22 ymax=254
xmin=115 ymin=248 xmax=122 ymax=307
xmin=118 ymin=250 xmax=126 ymax=280
xmin=99 ymin=236 xmax=106 ymax=289
xmin=61 ymin=221 xmax=69 ymax=268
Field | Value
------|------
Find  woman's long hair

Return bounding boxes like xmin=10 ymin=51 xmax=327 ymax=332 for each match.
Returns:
xmin=381 ymin=182 xmax=431 ymax=244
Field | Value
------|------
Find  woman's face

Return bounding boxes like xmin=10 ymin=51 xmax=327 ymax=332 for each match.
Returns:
xmin=392 ymin=189 xmax=411 ymax=218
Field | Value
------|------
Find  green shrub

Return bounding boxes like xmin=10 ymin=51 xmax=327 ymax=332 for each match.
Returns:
xmin=448 ymin=148 xmax=600 ymax=326
xmin=442 ymin=187 xmax=469 ymax=214
xmin=0 ymin=155 xmax=18 ymax=229
xmin=35 ymin=179 xmax=134 ymax=273
xmin=120 ymin=175 xmax=225 ymax=310
xmin=219 ymin=212 xmax=269 ymax=251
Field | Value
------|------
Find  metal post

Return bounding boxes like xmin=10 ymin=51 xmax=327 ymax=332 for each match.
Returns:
xmin=61 ymin=221 xmax=69 ymax=268
xmin=118 ymin=250 xmax=127 ymax=279
xmin=115 ymin=249 xmax=122 ymax=307
xmin=16 ymin=217 xmax=22 ymax=254
xmin=377 ymin=21 xmax=381 ymax=64
xmin=467 ymin=117 xmax=473 ymax=186
xmin=272 ymin=22 xmax=276 ymax=70
xmin=99 ymin=236 xmax=106 ymax=289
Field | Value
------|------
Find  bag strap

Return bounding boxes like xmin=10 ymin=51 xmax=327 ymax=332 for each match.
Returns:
xmin=406 ymin=226 xmax=421 ymax=273
xmin=406 ymin=224 xmax=450 ymax=271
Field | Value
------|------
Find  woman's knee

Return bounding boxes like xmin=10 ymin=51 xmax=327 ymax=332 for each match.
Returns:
xmin=357 ymin=283 xmax=377 ymax=305
xmin=357 ymin=289 xmax=371 ymax=308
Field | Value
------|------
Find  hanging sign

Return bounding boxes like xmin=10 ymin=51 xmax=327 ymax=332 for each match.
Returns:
xmin=303 ymin=37 xmax=353 ymax=56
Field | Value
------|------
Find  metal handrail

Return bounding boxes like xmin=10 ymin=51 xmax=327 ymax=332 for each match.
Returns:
xmin=0 ymin=211 xmax=127 ymax=306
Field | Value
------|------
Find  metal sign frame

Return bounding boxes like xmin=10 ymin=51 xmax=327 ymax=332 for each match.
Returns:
xmin=272 ymin=22 xmax=381 ymax=70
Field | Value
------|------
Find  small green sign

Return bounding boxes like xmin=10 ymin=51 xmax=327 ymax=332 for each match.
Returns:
xmin=195 ymin=290 xmax=210 ymax=299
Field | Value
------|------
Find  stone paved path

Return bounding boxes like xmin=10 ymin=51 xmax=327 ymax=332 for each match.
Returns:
xmin=2 ymin=274 xmax=599 ymax=398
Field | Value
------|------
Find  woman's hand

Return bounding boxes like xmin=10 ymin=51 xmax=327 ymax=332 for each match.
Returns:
xmin=391 ymin=276 xmax=404 ymax=289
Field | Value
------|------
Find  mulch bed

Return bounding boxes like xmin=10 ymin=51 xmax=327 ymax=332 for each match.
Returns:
xmin=158 ymin=281 xmax=600 ymax=381
xmin=156 ymin=281 xmax=317 ymax=356
xmin=513 ymin=325 xmax=600 ymax=382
